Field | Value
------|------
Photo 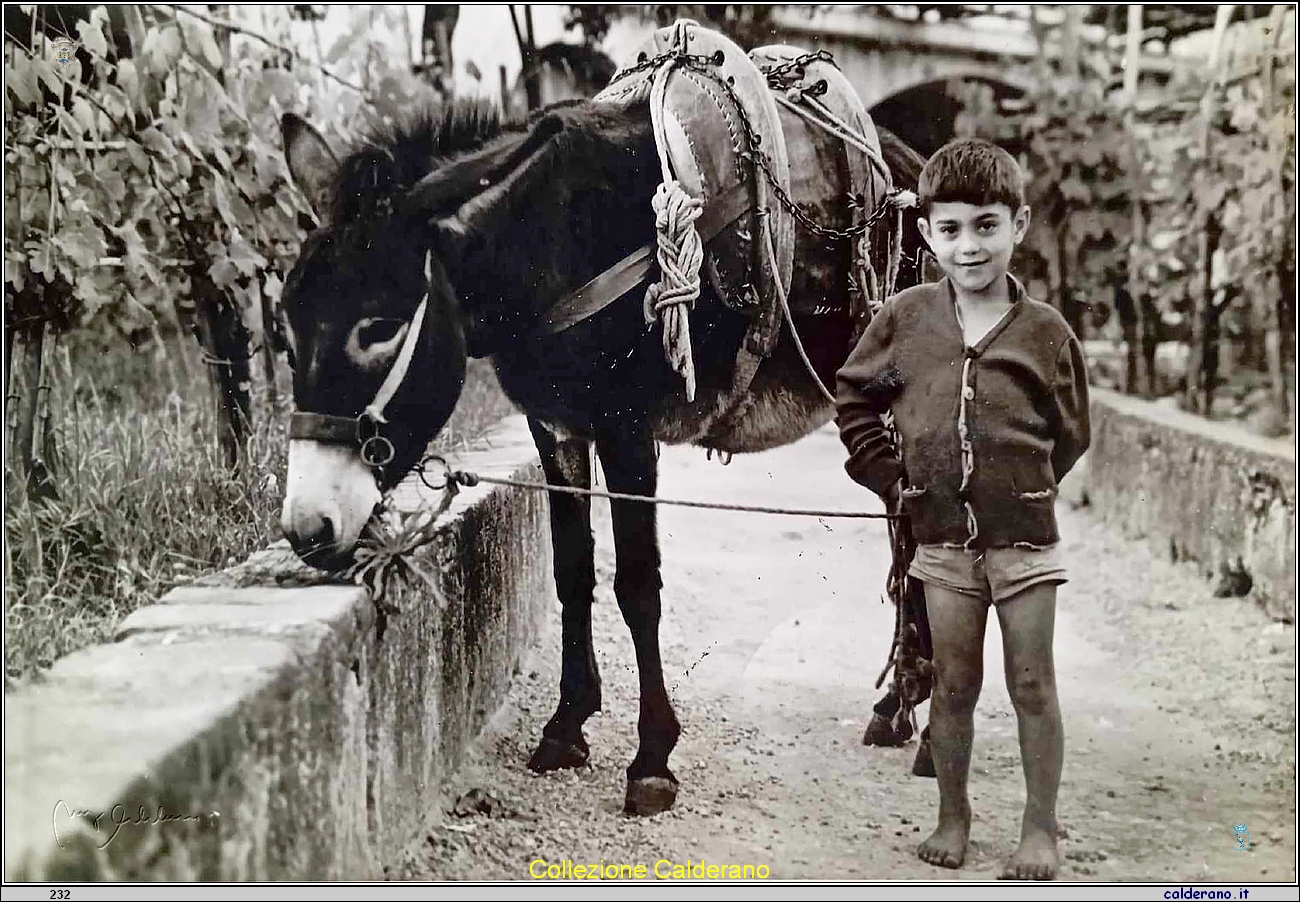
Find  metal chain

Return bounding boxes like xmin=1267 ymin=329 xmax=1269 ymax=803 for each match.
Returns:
xmin=761 ymin=49 xmax=838 ymax=88
xmin=607 ymin=49 xmax=725 ymax=87
xmin=683 ymin=55 xmax=898 ymax=245
xmin=607 ymin=48 xmax=899 ymax=247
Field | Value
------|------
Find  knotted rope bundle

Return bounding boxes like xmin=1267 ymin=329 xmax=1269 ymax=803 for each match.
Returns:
xmin=642 ymin=56 xmax=707 ymax=403
xmin=643 ymin=180 xmax=703 ymax=401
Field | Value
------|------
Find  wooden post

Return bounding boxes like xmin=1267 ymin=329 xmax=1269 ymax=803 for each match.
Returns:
xmin=510 ymin=5 xmax=541 ymax=111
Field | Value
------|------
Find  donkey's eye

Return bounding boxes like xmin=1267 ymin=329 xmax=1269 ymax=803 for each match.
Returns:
xmin=345 ymin=316 xmax=410 ymax=372
xmin=357 ymin=317 xmax=406 ymax=349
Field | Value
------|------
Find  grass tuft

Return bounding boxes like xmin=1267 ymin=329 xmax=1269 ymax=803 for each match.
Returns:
xmin=4 ymin=346 xmax=514 ymax=687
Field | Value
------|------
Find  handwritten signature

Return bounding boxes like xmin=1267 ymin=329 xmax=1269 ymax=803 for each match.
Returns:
xmin=52 ymin=801 xmax=220 ymax=851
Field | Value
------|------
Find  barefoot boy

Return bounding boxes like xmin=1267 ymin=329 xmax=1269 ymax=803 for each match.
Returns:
xmin=835 ymin=138 xmax=1090 ymax=880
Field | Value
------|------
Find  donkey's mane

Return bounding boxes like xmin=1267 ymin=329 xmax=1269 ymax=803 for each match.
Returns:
xmin=327 ymin=99 xmax=514 ymax=223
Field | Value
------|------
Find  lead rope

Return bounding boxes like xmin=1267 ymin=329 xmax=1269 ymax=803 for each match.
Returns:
xmin=414 ymin=458 xmax=900 ymax=519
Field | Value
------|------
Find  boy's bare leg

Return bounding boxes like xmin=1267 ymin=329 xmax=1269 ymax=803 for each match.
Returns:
xmin=994 ymin=583 xmax=1062 ymax=880
xmin=917 ymin=583 xmax=988 ymax=869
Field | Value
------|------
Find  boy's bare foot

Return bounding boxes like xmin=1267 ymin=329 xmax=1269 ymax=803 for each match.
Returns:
xmin=917 ymin=817 xmax=969 ymax=869
xmin=999 ymin=826 xmax=1058 ymax=880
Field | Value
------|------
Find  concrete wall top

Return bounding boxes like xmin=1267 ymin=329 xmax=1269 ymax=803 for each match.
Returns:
xmin=5 ymin=415 xmax=551 ymax=881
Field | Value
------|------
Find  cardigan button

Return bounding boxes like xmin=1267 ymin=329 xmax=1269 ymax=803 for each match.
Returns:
xmin=963 ymin=386 xmax=975 ymax=401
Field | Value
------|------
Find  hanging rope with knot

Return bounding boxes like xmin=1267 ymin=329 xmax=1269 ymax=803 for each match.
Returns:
xmin=643 ymin=57 xmax=706 ymax=403
xmin=643 ymin=181 xmax=703 ymax=401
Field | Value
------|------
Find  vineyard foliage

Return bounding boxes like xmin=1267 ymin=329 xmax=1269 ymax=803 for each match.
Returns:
xmin=954 ymin=73 xmax=1132 ymax=335
xmin=952 ymin=8 xmax=1295 ymax=423
xmin=4 ymin=5 xmax=437 ymax=352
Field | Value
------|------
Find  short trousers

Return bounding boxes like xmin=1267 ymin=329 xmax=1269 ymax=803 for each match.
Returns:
xmin=908 ymin=543 xmax=1067 ymax=606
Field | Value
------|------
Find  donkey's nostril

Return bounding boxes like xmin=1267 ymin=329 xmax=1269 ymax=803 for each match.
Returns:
xmin=317 ymin=514 xmax=336 ymax=547
xmin=284 ymin=509 xmax=340 ymax=562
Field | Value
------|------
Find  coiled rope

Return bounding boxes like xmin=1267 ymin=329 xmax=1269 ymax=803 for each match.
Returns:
xmin=644 ymin=58 xmax=705 ymax=402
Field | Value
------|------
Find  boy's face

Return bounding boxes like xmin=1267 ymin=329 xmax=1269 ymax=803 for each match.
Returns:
xmin=918 ymin=202 xmax=1030 ymax=295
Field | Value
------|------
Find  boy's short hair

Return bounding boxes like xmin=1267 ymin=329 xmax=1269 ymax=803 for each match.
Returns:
xmin=918 ymin=138 xmax=1026 ymax=216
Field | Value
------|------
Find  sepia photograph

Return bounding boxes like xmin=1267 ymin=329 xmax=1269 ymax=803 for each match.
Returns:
xmin=3 ymin=3 xmax=1296 ymax=894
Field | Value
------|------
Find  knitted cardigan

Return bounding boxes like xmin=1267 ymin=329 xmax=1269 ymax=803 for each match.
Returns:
xmin=835 ymin=276 xmax=1091 ymax=549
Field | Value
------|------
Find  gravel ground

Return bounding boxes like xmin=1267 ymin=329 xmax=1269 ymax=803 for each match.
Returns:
xmin=388 ymin=425 xmax=1296 ymax=883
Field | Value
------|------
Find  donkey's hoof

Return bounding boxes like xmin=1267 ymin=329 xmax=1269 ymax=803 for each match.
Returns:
xmin=912 ymin=733 xmax=936 ymax=778
xmin=624 ymin=776 xmax=678 ymax=816
xmin=527 ymin=736 xmax=589 ymax=773
xmin=862 ymin=713 xmax=912 ymax=747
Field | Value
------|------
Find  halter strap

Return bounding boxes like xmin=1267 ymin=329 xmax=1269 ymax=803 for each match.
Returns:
xmin=363 ymin=293 xmax=428 ymax=424
xmin=289 ymin=251 xmax=432 ymax=457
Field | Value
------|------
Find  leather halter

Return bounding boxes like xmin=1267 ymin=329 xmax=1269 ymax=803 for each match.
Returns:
xmin=287 ymin=254 xmax=432 ymax=470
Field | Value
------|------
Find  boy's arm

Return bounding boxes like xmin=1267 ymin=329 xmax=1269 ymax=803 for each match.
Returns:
xmin=1051 ymin=333 xmax=1091 ymax=483
xmin=835 ymin=305 xmax=907 ymax=501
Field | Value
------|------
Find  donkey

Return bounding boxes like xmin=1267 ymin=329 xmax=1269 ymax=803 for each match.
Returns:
xmin=277 ymin=93 xmax=927 ymax=815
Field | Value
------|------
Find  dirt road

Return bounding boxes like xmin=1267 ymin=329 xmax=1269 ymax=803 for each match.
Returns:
xmin=393 ymin=424 xmax=1296 ymax=883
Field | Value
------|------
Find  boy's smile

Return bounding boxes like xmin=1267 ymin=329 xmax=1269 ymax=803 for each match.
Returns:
xmin=918 ymin=202 xmax=1030 ymax=298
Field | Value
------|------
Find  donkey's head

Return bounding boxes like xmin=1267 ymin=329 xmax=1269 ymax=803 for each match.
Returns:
xmin=278 ymin=100 xmax=657 ymax=566
xmin=277 ymin=106 xmax=502 ymax=566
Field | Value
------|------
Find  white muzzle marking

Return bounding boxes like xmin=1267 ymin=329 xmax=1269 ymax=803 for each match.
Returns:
xmin=281 ymin=439 xmax=382 ymax=556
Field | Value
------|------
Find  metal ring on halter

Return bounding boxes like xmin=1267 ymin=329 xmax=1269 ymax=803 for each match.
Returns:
xmin=417 ymin=455 xmax=451 ymax=491
xmin=360 ymin=434 xmax=395 ymax=468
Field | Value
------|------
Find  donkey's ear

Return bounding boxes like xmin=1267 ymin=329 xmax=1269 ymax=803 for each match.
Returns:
xmin=404 ymin=112 xmax=567 ymax=219
xmin=423 ymin=114 xmax=570 ymax=245
xmin=282 ymin=113 xmax=339 ymax=223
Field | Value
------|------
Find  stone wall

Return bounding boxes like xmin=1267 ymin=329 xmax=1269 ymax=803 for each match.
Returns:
xmin=1083 ymin=388 xmax=1295 ymax=623
xmin=5 ymin=416 xmax=552 ymax=880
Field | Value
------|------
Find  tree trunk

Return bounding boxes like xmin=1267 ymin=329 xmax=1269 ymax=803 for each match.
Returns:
xmin=1267 ymin=260 xmax=1293 ymax=426
xmin=1186 ymin=2 xmax=1233 ymax=414
xmin=190 ymin=6 xmax=249 ymax=467
xmin=1262 ymin=4 xmax=1293 ymax=427
xmin=4 ymin=315 xmax=14 ymax=407
xmin=1116 ymin=285 xmax=1139 ymax=394
xmin=1124 ymin=6 xmax=1145 ymax=396
xmin=1055 ymin=222 xmax=1083 ymax=338
xmin=191 ymin=267 xmax=251 ymax=469
xmin=1188 ymin=215 xmax=1223 ymax=415
xmin=257 ymin=273 xmax=279 ymax=413
xmin=10 ymin=320 xmax=44 ymax=484
xmin=1140 ymin=291 xmax=1159 ymax=399
xmin=1128 ymin=200 xmax=1151 ymax=396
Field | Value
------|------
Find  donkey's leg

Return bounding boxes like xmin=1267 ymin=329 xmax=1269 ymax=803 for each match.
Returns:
xmin=595 ymin=425 xmax=681 ymax=816
xmin=526 ymin=418 xmax=602 ymax=773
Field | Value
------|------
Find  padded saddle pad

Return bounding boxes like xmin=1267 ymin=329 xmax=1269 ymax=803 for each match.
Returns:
xmin=596 ymin=19 xmax=794 ymax=322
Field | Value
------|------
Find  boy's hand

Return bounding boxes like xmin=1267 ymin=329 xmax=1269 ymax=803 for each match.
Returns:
xmin=882 ymin=478 xmax=903 ymax=512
